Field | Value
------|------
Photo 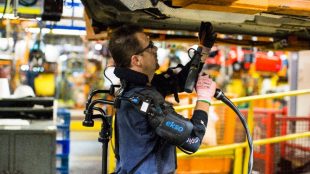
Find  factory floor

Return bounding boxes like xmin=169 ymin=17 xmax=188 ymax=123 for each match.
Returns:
xmin=69 ymin=131 xmax=103 ymax=174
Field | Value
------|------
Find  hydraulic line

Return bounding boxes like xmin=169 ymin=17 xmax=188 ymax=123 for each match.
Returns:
xmin=214 ymin=89 xmax=253 ymax=174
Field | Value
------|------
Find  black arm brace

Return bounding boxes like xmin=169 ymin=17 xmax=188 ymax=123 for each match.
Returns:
xmin=117 ymin=90 xmax=194 ymax=146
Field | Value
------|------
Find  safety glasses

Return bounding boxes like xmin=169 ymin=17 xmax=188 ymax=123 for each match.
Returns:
xmin=135 ymin=41 xmax=155 ymax=55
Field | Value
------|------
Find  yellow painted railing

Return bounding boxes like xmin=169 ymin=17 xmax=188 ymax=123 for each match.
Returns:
xmin=174 ymin=89 xmax=310 ymax=110
xmin=177 ymin=132 xmax=310 ymax=157
xmin=176 ymin=89 xmax=310 ymax=174
xmin=178 ymin=132 xmax=310 ymax=174
xmin=70 ymin=89 xmax=310 ymax=173
xmin=71 ymin=89 xmax=310 ymax=131
xmin=0 ymin=7 xmax=41 ymax=15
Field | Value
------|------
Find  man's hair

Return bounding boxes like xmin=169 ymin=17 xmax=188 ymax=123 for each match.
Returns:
xmin=108 ymin=24 xmax=144 ymax=68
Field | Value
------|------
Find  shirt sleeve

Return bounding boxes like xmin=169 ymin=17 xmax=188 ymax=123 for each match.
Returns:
xmin=178 ymin=110 xmax=208 ymax=153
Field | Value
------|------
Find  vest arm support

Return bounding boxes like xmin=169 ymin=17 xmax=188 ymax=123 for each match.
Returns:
xmin=118 ymin=90 xmax=207 ymax=151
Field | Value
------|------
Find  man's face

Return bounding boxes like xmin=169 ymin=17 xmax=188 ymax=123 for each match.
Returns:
xmin=135 ymin=32 xmax=159 ymax=75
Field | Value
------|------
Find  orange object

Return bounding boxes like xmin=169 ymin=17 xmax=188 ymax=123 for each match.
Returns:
xmin=177 ymin=157 xmax=231 ymax=174
xmin=255 ymin=53 xmax=282 ymax=72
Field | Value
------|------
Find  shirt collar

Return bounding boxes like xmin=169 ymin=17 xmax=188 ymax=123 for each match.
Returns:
xmin=114 ymin=67 xmax=149 ymax=86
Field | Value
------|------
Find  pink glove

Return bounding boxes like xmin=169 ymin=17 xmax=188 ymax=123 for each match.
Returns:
xmin=196 ymin=74 xmax=216 ymax=105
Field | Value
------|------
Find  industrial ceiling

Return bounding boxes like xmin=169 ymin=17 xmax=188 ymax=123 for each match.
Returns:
xmin=81 ymin=0 xmax=310 ymax=50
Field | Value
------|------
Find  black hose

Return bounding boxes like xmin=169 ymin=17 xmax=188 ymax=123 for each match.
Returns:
xmin=85 ymin=89 xmax=111 ymax=109
xmin=214 ymin=89 xmax=253 ymax=174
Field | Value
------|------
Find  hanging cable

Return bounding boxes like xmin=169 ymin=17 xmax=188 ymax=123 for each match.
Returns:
xmin=1 ymin=0 xmax=8 ymax=21
xmin=103 ymin=65 xmax=115 ymax=87
xmin=214 ymin=89 xmax=253 ymax=174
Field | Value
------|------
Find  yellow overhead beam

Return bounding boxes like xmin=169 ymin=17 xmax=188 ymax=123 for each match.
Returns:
xmin=172 ymin=0 xmax=310 ymax=16
xmin=268 ymin=0 xmax=310 ymax=16
xmin=173 ymin=0 xmax=267 ymax=14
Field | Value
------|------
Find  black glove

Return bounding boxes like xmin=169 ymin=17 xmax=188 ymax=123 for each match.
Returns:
xmin=199 ymin=22 xmax=217 ymax=48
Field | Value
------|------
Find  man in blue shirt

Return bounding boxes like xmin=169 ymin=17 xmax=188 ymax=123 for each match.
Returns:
xmin=109 ymin=23 xmax=217 ymax=174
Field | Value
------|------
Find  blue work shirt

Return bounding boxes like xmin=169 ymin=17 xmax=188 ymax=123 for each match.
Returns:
xmin=115 ymin=87 xmax=176 ymax=174
xmin=114 ymin=66 xmax=208 ymax=174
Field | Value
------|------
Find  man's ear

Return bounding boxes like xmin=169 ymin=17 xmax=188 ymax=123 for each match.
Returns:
xmin=131 ymin=55 xmax=141 ymax=66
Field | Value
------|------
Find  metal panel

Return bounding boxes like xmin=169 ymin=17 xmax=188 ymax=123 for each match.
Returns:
xmin=289 ymin=52 xmax=298 ymax=116
xmin=14 ymin=133 xmax=56 ymax=174
xmin=0 ymin=133 xmax=10 ymax=171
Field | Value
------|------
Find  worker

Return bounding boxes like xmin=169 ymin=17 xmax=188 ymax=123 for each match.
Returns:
xmin=108 ymin=22 xmax=217 ymax=174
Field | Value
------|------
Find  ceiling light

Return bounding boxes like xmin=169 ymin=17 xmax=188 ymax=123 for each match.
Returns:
xmin=25 ymin=27 xmax=86 ymax=36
